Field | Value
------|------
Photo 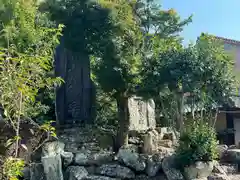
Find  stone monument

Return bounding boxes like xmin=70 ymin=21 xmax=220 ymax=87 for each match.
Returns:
xmin=55 ymin=45 xmax=95 ymax=125
xmin=128 ymin=96 xmax=156 ymax=132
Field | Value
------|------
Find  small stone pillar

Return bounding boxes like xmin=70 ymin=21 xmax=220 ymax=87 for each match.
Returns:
xmin=142 ymin=130 xmax=159 ymax=154
xmin=41 ymin=141 xmax=64 ymax=180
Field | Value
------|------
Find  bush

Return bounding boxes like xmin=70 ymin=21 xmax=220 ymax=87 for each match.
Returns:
xmin=176 ymin=120 xmax=218 ymax=168
xmin=3 ymin=157 xmax=25 ymax=180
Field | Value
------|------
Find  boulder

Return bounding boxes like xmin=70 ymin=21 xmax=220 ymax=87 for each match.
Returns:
xmin=158 ymin=146 xmax=174 ymax=157
xmin=225 ymin=149 xmax=240 ymax=163
xmin=129 ymin=137 xmax=142 ymax=145
xmin=217 ymin=145 xmax=228 ymax=160
xmin=90 ymin=151 xmax=114 ymax=165
xmin=134 ymin=174 xmax=167 ymax=180
xmin=116 ymin=147 xmax=146 ymax=172
xmin=162 ymin=133 xmax=175 ymax=141
xmin=228 ymin=145 xmax=237 ymax=149
xmin=146 ymin=154 xmax=163 ymax=177
xmin=65 ymin=166 xmax=88 ymax=180
xmin=61 ymin=151 xmax=74 ymax=167
xmin=97 ymin=164 xmax=135 ymax=179
xmin=158 ymin=140 xmax=173 ymax=148
xmin=184 ymin=161 xmax=214 ymax=180
xmin=162 ymin=156 xmax=184 ymax=180
xmin=75 ymin=151 xmax=114 ymax=166
xmin=74 ymin=152 xmax=88 ymax=165
xmin=207 ymin=174 xmax=229 ymax=180
xmin=83 ymin=175 xmax=120 ymax=180
xmin=85 ymin=166 xmax=96 ymax=174
xmin=213 ymin=163 xmax=238 ymax=175
xmin=213 ymin=162 xmax=227 ymax=175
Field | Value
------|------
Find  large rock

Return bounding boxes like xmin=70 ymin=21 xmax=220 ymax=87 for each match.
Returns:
xmin=158 ymin=146 xmax=174 ymax=157
xmin=184 ymin=161 xmax=214 ymax=180
xmin=97 ymin=164 xmax=135 ymax=179
xmin=75 ymin=151 xmax=114 ymax=166
xmin=30 ymin=163 xmax=46 ymax=180
xmin=83 ymin=175 xmax=120 ymax=180
xmin=74 ymin=152 xmax=88 ymax=165
xmin=129 ymin=137 xmax=142 ymax=146
xmin=217 ymin=145 xmax=228 ymax=160
xmin=213 ymin=162 xmax=227 ymax=175
xmin=213 ymin=163 xmax=238 ymax=175
xmin=207 ymin=174 xmax=228 ymax=180
xmin=225 ymin=149 xmax=240 ymax=162
xmin=65 ymin=166 xmax=88 ymax=180
xmin=116 ymin=147 xmax=146 ymax=172
xmin=61 ymin=151 xmax=74 ymax=167
xmin=85 ymin=166 xmax=96 ymax=174
xmin=162 ymin=156 xmax=184 ymax=180
xmin=146 ymin=154 xmax=163 ymax=177
xmin=158 ymin=140 xmax=173 ymax=148
xmin=134 ymin=174 xmax=167 ymax=180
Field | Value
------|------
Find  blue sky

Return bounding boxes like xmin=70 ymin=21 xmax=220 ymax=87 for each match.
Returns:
xmin=161 ymin=0 xmax=240 ymax=44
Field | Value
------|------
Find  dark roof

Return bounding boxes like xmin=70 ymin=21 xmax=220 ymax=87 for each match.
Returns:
xmin=214 ymin=36 xmax=240 ymax=46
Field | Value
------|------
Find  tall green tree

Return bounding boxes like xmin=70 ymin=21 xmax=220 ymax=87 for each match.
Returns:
xmin=0 ymin=2 xmax=62 ymax=178
xmin=92 ymin=0 xmax=193 ymax=148
xmin=135 ymin=0 xmax=192 ymax=129
xmin=135 ymin=0 xmax=192 ymax=36
xmin=143 ymin=33 xmax=236 ymax=132
xmin=92 ymin=0 xmax=143 ymax=148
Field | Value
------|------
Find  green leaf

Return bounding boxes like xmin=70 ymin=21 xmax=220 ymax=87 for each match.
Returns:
xmin=5 ymin=139 xmax=14 ymax=147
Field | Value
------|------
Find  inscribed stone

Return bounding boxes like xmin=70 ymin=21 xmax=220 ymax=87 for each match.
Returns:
xmin=128 ymin=96 xmax=156 ymax=131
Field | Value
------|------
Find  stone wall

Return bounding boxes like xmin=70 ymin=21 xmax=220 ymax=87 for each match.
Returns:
xmin=25 ymin=126 xmax=179 ymax=180
xmin=22 ymin=126 xmax=240 ymax=180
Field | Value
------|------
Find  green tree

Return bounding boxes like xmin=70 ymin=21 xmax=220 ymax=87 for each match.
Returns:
xmin=91 ymin=0 xmax=143 ymax=148
xmin=0 ymin=0 xmax=59 ymax=122
xmin=143 ymin=34 xmax=236 ymax=132
xmin=135 ymin=0 xmax=192 ymax=36
xmin=0 ymin=1 xmax=62 ymax=178
xmin=135 ymin=0 xmax=192 ymax=129
xmin=93 ymin=0 xmax=193 ymax=148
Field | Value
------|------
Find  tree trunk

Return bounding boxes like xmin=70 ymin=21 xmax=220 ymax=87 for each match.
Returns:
xmin=115 ymin=94 xmax=129 ymax=150
xmin=175 ymin=92 xmax=184 ymax=133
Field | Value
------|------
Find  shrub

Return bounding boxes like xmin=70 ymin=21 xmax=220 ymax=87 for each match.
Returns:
xmin=176 ymin=120 xmax=218 ymax=168
xmin=3 ymin=157 xmax=24 ymax=180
